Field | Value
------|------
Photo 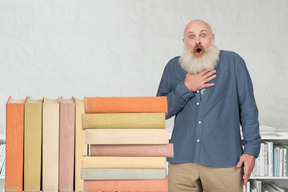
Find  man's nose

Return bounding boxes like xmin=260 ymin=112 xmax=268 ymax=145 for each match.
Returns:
xmin=195 ymin=37 xmax=201 ymax=44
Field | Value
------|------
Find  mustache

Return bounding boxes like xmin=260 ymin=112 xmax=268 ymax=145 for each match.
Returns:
xmin=192 ymin=44 xmax=205 ymax=54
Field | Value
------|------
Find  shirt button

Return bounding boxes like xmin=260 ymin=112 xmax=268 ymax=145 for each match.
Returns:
xmin=197 ymin=139 xmax=200 ymax=142
xmin=186 ymin=99 xmax=189 ymax=101
xmin=197 ymin=102 xmax=200 ymax=105
xmin=198 ymin=121 xmax=201 ymax=124
xmin=196 ymin=91 xmax=200 ymax=93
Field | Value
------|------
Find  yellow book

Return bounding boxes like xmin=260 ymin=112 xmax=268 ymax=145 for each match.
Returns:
xmin=82 ymin=113 xmax=165 ymax=129
xmin=24 ymin=98 xmax=43 ymax=192
xmin=75 ymin=99 xmax=87 ymax=192
xmin=82 ymin=156 xmax=166 ymax=169
xmin=42 ymin=97 xmax=59 ymax=192
xmin=85 ymin=129 xmax=169 ymax=144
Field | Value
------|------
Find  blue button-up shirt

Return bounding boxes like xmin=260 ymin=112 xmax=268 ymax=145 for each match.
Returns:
xmin=157 ymin=50 xmax=261 ymax=168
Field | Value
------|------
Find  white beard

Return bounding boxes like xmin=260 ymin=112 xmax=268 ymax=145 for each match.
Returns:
xmin=179 ymin=44 xmax=220 ymax=74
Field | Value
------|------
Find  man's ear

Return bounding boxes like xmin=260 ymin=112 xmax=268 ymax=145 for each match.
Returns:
xmin=212 ymin=34 xmax=215 ymax=41
xmin=182 ymin=38 xmax=185 ymax=44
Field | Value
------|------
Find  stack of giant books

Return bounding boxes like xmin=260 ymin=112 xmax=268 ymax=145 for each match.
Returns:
xmin=81 ymin=97 xmax=172 ymax=192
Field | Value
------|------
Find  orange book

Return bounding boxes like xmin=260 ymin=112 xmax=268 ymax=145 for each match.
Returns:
xmin=90 ymin=144 xmax=174 ymax=157
xmin=84 ymin=176 xmax=168 ymax=192
xmin=84 ymin=96 xmax=167 ymax=114
xmin=5 ymin=96 xmax=27 ymax=192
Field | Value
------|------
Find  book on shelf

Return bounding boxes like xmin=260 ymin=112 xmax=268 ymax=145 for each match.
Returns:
xmin=84 ymin=96 xmax=167 ymax=114
xmin=24 ymin=97 xmax=43 ymax=192
xmin=263 ymin=140 xmax=274 ymax=177
xmin=42 ymin=97 xmax=60 ymax=192
xmin=250 ymin=179 xmax=262 ymax=192
xmin=82 ymin=113 xmax=165 ymax=129
xmin=59 ymin=97 xmax=75 ymax=192
xmin=5 ymin=96 xmax=26 ymax=192
xmin=83 ymin=176 xmax=168 ymax=192
xmin=85 ymin=129 xmax=169 ymax=144
xmin=0 ymin=161 xmax=5 ymax=176
xmin=81 ymin=168 xmax=166 ymax=180
xmin=23 ymin=98 xmax=43 ymax=190
xmin=252 ymin=141 xmax=288 ymax=177
xmin=90 ymin=144 xmax=173 ymax=157
xmin=75 ymin=99 xmax=87 ymax=192
xmin=82 ymin=156 xmax=167 ymax=169
xmin=0 ymin=144 xmax=6 ymax=174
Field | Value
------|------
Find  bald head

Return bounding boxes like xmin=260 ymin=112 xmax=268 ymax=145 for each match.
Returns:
xmin=183 ymin=19 xmax=215 ymax=51
xmin=184 ymin=20 xmax=213 ymax=37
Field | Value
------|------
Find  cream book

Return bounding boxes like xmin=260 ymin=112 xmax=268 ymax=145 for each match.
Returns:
xmin=82 ymin=156 xmax=166 ymax=169
xmin=42 ymin=97 xmax=59 ymax=192
xmin=85 ymin=129 xmax=169 ymax=144
xmin=75 ymin=99 xmax=87 ymax=192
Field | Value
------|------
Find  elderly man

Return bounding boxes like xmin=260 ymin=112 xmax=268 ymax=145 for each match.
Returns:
xmin=157 ymin=19 xmax=261 ymax=192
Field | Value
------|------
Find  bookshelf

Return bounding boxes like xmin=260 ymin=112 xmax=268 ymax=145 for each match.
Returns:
xmin=0 ymin=133 xmax=5 ymax=180
xmin=249 ymin=131 xmax=288 ymax=188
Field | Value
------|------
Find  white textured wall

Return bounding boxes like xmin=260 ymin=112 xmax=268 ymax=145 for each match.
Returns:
xmin=1 ymin=0 xmax=288 ymax=134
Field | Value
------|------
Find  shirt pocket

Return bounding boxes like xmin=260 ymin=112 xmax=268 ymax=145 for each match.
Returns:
xmin=213 ymin=71 xmax=233 ymax=97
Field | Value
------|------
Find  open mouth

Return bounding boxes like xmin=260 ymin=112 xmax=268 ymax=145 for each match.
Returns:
xmin=193 ymin=44 xmax=205 ymax=57
xmin=196 ymin=48 xmax=202 ymax=54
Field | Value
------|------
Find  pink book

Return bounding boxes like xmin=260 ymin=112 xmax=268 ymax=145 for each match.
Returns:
xmin=90 ymin=144 xmax=174 ymax=157
xmin=59 ymin=97 xmax=75 ymax=192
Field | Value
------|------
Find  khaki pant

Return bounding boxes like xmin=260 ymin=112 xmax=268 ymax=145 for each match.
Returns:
xmin=168 ymin=163 xmax=243 ymax=192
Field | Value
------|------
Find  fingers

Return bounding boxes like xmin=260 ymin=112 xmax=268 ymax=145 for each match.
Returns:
xmin=203 ymin=83 xmax=215 ymax=88
xmin=243 ymin=175 xmax=248 ymax=186
xmin=199 ymin=69 xmax=211 ymax=75
xmin=205 ymin=74 xmax=216 ymax=82
xmin=202 ymin=70 xmax=216 ymax=77
xmin=236 ymin=158 xmax=243 ymax=168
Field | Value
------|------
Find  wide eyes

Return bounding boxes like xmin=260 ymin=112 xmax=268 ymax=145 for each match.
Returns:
xmin=189 ymin=33 xmax=206 ymax=39
xmin=189 ymin=35 xmax=195 ymax=39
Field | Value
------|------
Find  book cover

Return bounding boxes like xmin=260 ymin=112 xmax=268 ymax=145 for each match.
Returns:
xmin=5 ymin=97 xmax=26 ymax=192
xmin=81 ymin=168 xmax=166 ymax=180
xmin=90 ymin=144 xmax=173 ymax=157
xmin=84 ymin=176 xmax=168 ymax=192
xmin=42 ymin=97 xmax=60 ymax=192
xmin=74 ymin=99 xmax=87 ymax=192
xmin=84 ymin=96 xmax=167 ymax=114
xmin=59 ymin=97 xmax=75 ymax=192
xmin=82 ymin=156 xmax=166 ymax=169
xmin=82 ymin=113 xmax=165 ymax=129
xmin=85 ymin=129 xmax=169 ymax=144
xmin=24 ymin=98 xmax=43 ymax=192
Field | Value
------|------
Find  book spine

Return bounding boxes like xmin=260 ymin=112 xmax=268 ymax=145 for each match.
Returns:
xmin=81 ymin=168 xmax=166 ymax=180
xmin=5 ymin=101 xmax=25 ymax=192
xmin=267 ymin=141 xmax=274 ymax=177
xmin=75 ymin=100 xmax=86 ymax=192
xmin=82 ymin=156 xmax=166 ymax=169
xmin=90 ymin=144 xmax=173 ymax=157
xmin=42 ymin=101 xmax=59 ymax=192
xmin=82 ymin=113 xmax=165 ymax=129
xmin=85 ymin=129 xmax=169 ymax=144
xmin=84 ymin=96 xmax=168 ymax=114
xmin=59 ymin=102 xmax=75 ymax=192
xmin=24 ymin=102 xmax=42 ymax=191
xmin=84 ymin=176 xmax=168 ymax=192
